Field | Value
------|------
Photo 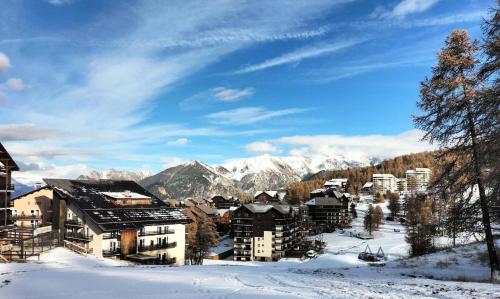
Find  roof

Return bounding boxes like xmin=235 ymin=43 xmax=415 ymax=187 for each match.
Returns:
xmin=196 ymin=204 xmax=218 ymax=216
xmin=43 ymin=179 xmax=189 ymax=232
xmin=254 ymin=190 xmax=278 ymax=198
xmin=0 ymin=142 xmax=19 ymax=171
xmin=362 ymin=182 xmax=374 ymax=188
xmin=11 ymin=185 xmax=51 ymax=201
xmin=242 ymin=203 xmax=291 ymax=215
xmin=305 ymin=197 xmax=343 ymax=206
xmin=101 ymin=191 xmax=151 ymax=200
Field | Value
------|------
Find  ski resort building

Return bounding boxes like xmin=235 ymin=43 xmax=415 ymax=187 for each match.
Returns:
xmin=323 ymin=178 xmax=348 ymax=192
xmin=44 ymin=179 xmax=190 ymax=265
xmin=305 ymin=188 xmax=350 ymax=230
xmin=232 ymin=203 xmax=300 ymax=261
xmin=0 ymin=142 xmax=19 ymax=228
xmin=406 ymin=168 xmax=432 ymax=191
xmin=396 ymin=178 xmax=408 ymax=192
xmin=11 ymin=186 xmax=53 ymax=228
xmin=372 ymin=173 xmax=397 ymax=193
xmin=211 ymin=195 xmax=240 ymax=209
xmin=253 ymin=190 xmax=287 ymax=203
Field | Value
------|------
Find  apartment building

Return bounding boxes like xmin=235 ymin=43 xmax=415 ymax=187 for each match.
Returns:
xmin=210 ymin=195 xmax=240 ymax=209
xmin=253 ymin=190 xmax=287 ymax=203
xmin=0 ymin=142 xmax=19 ymax=227
xmin=396 ymin=178 xmax=408 ymax=192
xmin=372 ymin=173 xmax=397 ymax=193
xmin=45 ymin=179 xmax=189 ymax=265
xmin=11 ymin=186 xmax=53 ymax=228
xmin=406 ymin=168 xmax=432 ymax=191
xmin=305 ymin=188 xmax=350 ymax=230
xmin=324 ymin=178 xmax=349 ymax=192
xmin=232 ymin=203 xmax=300 ymax=262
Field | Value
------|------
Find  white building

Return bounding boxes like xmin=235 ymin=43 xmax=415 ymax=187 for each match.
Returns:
xmin=372 ymin=174 xmax=397 ymax=194
xmin=406 ymin=168 xmax=432 ymax=191
xmin=396 ymin=178 xmax=408 ymax=192
xmin=44 ymin=179 xmax=189 ymax=265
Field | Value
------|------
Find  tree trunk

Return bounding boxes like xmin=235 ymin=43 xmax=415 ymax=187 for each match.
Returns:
xmin=467 ymin=111 xmax=500 ymax=282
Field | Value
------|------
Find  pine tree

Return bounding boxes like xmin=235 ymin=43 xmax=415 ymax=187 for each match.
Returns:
xmin=388 ymin=193 xmax=401 ymax=218
xmin=350 ymin=202 xmax=358 ymax=219
xmin=414 ymin=29 xmax=500 ymax=281
xmin=364 ymin=204 xmax=375 ymax=235
xmin=405 ymin=194 xmax=435 ymax=257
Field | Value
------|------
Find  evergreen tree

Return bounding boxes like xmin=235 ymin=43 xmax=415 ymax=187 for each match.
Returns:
xmin=405 ymin=194 xmax=435 ymax=257
xmin=414 ymin=29 xmax=500 ymax=280
xmin=350 ymin=202 xmax=357 ymax=219
xmin=388 ymin=193 xmax=401 ymax=218
xmin=364 ymin=204 xmax=375 ymax=235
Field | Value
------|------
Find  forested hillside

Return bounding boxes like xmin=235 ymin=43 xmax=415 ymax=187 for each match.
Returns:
xmin=287 ymin=151 xmax=437 ymax=203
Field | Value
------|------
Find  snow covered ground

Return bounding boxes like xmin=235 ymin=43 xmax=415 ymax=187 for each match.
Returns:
xmin=1 ymin=201 xmax=499 ymax=298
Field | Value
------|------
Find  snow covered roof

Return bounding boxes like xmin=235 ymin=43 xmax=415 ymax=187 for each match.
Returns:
xmin=362 ymin=182 xmax=373 ymax=188
xmin=254 ymin=190 xmax=278 ymax=198
xmin=305 ymin=197 xmax=343 ymax=206
xmin=101 ymin=191 xmax=150 ymax=199
xmin=44 ymin=179 xmax=189 ymax=232
xmin=324 ymin=178 xmax=348 ymax=187
xmin=242 ymin=203 xmax=291 ymax=215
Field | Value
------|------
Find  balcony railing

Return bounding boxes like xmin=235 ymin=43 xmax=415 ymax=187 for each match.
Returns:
xmin=65 ymin=219 xmax=84 ymax=227
xmin=138 ymin=229 xmax=174 ymax=237
xmin=65 ymin=232 xmax=93 ymax=242
xmin=138 ymin=241 xmax=177 ymax=252
xmin=102 ymin=249 xmax=121 ymax=257
xmin=103 ymin=233 xmax=120 ymax=240
xmin=12 ymin=214 xmax=41 ymax=220
xmin=0 ymin=183 xmax=15 ymax=192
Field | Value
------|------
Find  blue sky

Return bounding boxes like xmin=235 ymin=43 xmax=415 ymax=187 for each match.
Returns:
xmin=0 ymin=0 xmax=494 ymax=181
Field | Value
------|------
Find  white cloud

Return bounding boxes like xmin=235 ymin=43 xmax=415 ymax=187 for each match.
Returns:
xmin=245 ymin=141 xmax=281 ymax=154
xmin=273 ymin=129 xmax=435 ymax=160
xmin=374 ymin=0 xmax=439 ymax=19
xmin=4 ymin=78 xmax=25 ymax=91
xmin=206 ymin=107 xmax=307 ymax=125
xmin=212 ymin=87 xmax=254 ymax=102
xmin=167 ymin=138 xmax=191 ymax=146
xmin=0 ymin=123 xmax=66 ymax=141
xmin=13 ymin=162 xmax=90 ymax=186
xmin=0 ymin=52 xmax=11 ymax=73
xmin=235 ymin=40 xmax=362 ymax=74
xmin=46 ymin=0 xmax=73 ymax=6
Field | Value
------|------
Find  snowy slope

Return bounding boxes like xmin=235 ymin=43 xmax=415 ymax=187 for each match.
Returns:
xmin=1 ymin=203 xmax=499 ymax=298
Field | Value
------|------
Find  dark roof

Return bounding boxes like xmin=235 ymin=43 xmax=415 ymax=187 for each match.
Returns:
xmin=43 ymin=179 xmax=189 ymax=231
xmin=305 ymin=197 xmax=343 ymax=206
xmin=238 ymin=203 xmax=292 ymax=215
xmin=196 ymin=204 xmax=218 ymax=216
xmin=11 ymin=186 xmax=50 ymax=201
xmin=0 ymin=142 xmax=19 ymax=171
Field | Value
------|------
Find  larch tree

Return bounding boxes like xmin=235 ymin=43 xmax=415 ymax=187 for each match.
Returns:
xmin=374 ymin=205 xmax=384 ymax=229
xmin=388 ymin=193 xmax=401 ymax=218
xmin=414 ymin=29 xmax=500 ymax=281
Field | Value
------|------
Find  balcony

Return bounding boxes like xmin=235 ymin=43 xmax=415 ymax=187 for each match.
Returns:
xmin=0 ymin=183 xmax=14 ymax=193
xmin=138 ymin=241 xmax=177 ymax=252
xmin=65 ymin=232 xmax=93 ymax=242
xmin=102 ymin=249 xmax=121 ymax=257
xmin=12 ymin=214 xmax=41 ymax=220
xmin=103 ymin=233 xmax=120 ymax=240
xmin=65 ymin=219 xmax=84 ymax=227
xmin=138 ymin=229 xmax=174 ymax=237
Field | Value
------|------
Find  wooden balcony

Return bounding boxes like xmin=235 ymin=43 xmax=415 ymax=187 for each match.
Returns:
xmin=65 ymin=232 xmax=92 ymax=242
xmin=138 ymin=229 xmax=174 ymax=237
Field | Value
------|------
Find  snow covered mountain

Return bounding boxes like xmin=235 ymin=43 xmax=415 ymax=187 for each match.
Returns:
xmin=139 ymin=154 xmax=378 ymax=200
xmin=77 ymin=168 xmax=151 ymax=182
xmin=140 ymin=161 xmax=243 ymax=200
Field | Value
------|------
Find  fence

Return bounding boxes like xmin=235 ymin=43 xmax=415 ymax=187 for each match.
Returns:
xmin=0 ymin=227 xmax=60 ymax=262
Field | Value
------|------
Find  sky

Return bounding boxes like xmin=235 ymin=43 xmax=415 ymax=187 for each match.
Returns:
xmin=0 ymin=0 xmax=494 ymax=183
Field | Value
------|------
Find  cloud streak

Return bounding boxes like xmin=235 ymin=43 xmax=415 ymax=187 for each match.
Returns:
xmin=234 ymin=40 xmax=362 ymax=74
xmin=206 ymin=107 xmax=307 ymax=125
